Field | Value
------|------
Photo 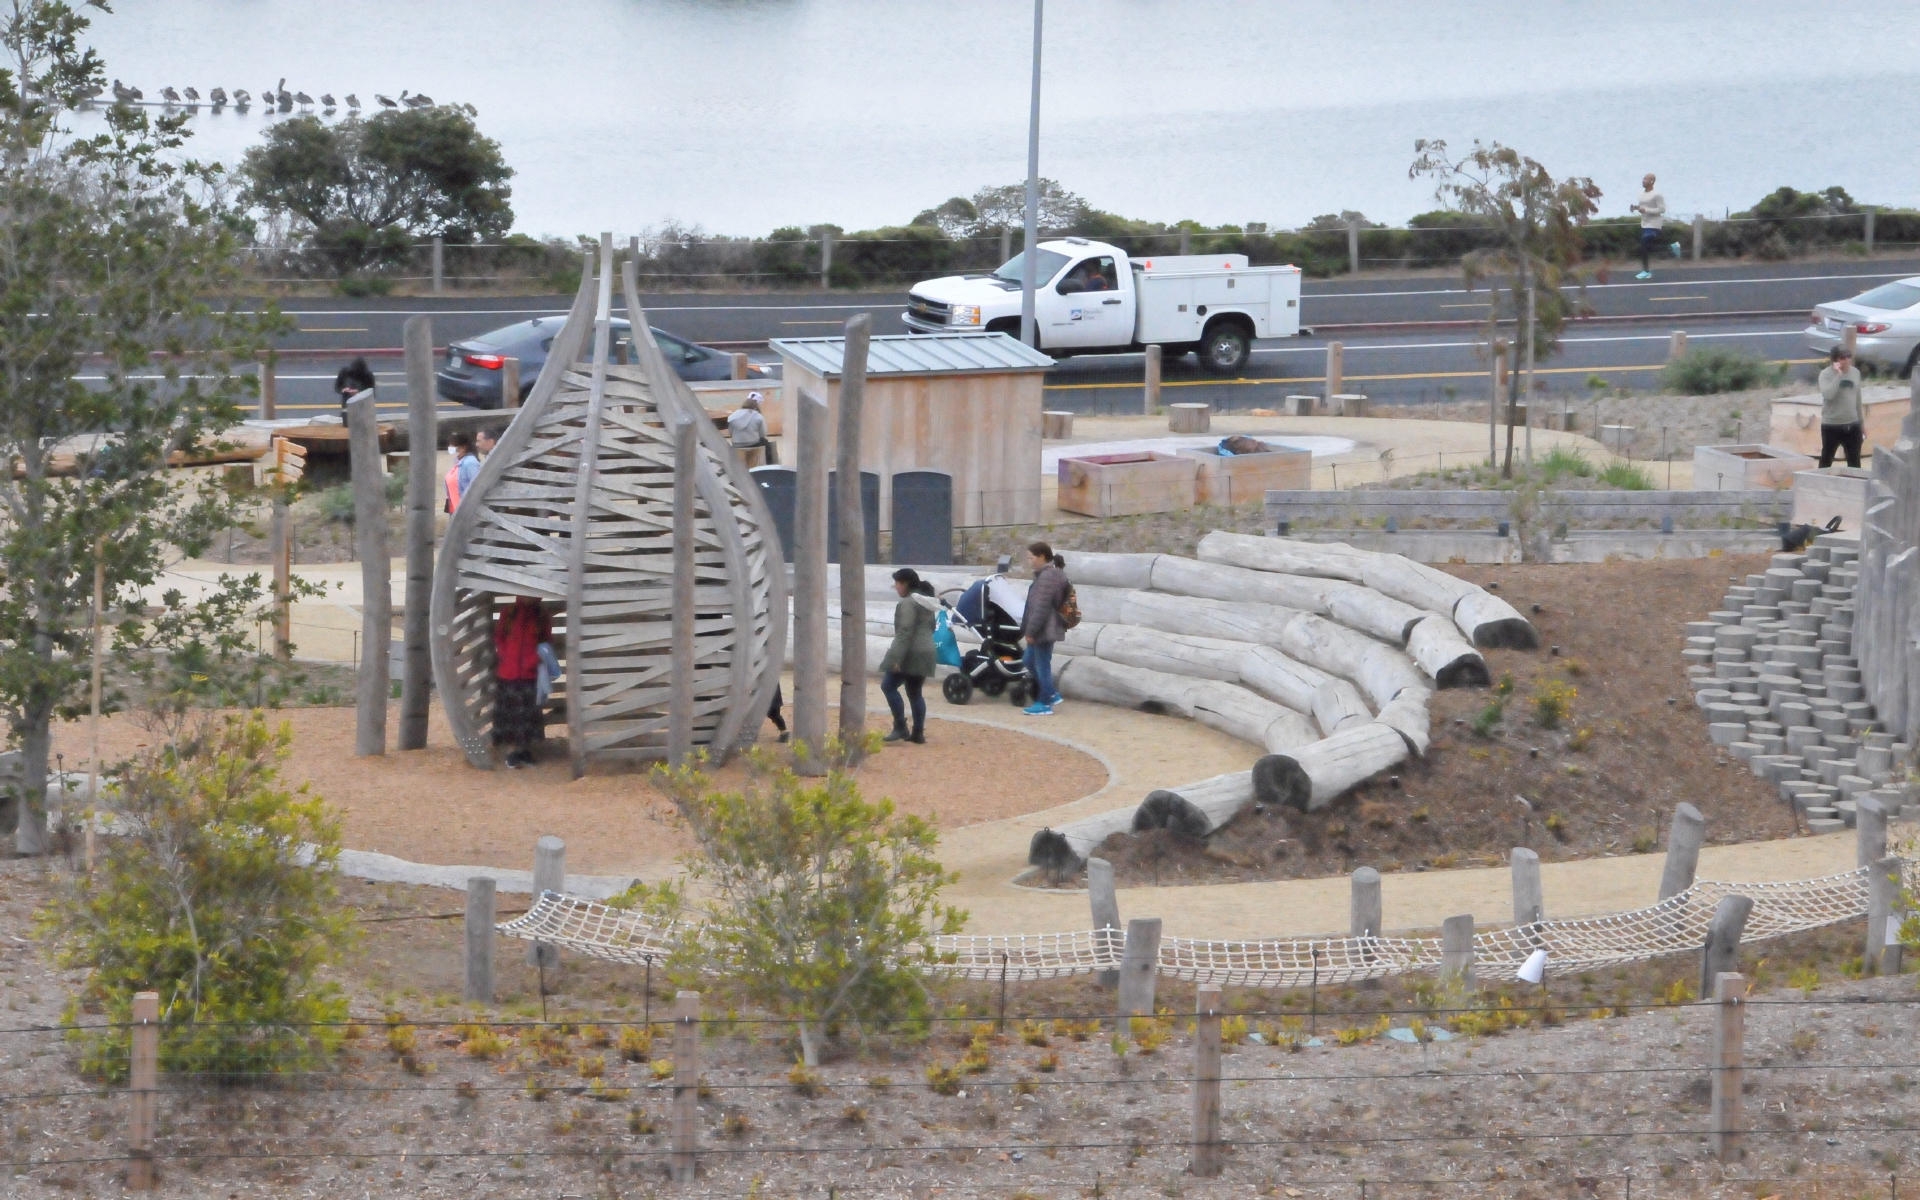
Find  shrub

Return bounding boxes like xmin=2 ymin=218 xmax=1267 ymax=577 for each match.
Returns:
xmin=1533 ymin=679 xmax=1577 ymax=729
xmin=1470 ymin=698 xmax=1505 ymax=738
xmin=1598 ymin=462 xmax=1654 ymax=490
xmin=37 ymin=715 xmax=355 ymax=1079
xmin=788 ymin=1059 xmax=825 ymax=1097
xmin=926 ymin=1061 xmax=962 ymax=1095
xmin=1539 ymin=447 xmax=1594 ymax=484
xmin=1661 ymin=346 xmax=1785 ymax=395
xmin=617 ymin=1025 xmax=654 ymax=1062
xmin=649 ymin=745 xmax=966 ymax=1066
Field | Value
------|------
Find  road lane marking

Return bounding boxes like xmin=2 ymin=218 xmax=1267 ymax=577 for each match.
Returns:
xmin=1438 ymin=302 xmax=1492 ymax=308
xmin=1041 ymin=357 xmax=1825 ymax=390
xmin=1648 ymin=297 xmax=1708 ymax=303
xmin=1304 ymin=269 xmax=1916 ymax=300
xmin=296 ymin=326 xmax=369 ymax=333
xmin=780 ymin=320 xmax=850 ymax=326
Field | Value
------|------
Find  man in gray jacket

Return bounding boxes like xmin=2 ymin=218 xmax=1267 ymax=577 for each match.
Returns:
xmin=1019 ymin=541 xmax=1069 ymax=715
xmin=1816 ymin=347 xmax=1865 ymax=468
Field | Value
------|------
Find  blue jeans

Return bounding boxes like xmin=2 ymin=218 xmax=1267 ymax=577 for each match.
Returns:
xmin=1638 ymin=227 xmax=1661 ymax=270
xmin=1023 ymin=641 xmax=1057 ymax=704
xmin=880 ymin=671 xmax=925 ymax=732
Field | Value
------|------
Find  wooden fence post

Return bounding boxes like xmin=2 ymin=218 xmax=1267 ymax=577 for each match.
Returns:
xmin=464 ymin=876 xmax=495 ymax=1003
xmin=791 ymin=389 xmax=830 ymax=775
xmin=1709 ymin=971 xmax=1746 ymax=1163
xmin=259 ymin=350 xmax=276 ymax=421
xmin=1118 ymin=917 xmax=1162 ymax=1016
xmin=1700 ymin=895 xmax=1753 ymax=997
xmin=1510 ymin=848 xmax=1545 ymax=926
xmin=1659 ymin=802 xmax=1706 ymax=901
xmin=1668 ymin=330 xmax=1688 ymax=362
xmin=127 ymin=990 xmax=158 ymax=1190
xmin=819 ymin=229 xmax=833 ymax=289
xmin=1143 ymin=344 xmax=1162 ymax=415
xmin=1088 ymin=857 xmax=1120 ymax=988
xmin=671 ymin=990 xmax=701 ymax=1183
xmin=1867 ymin=856 xmax=1903 ymax=975
xmin=1350 ymin=866 xmax=1382 ymax=938
xmin=1190 ymin=983 xmax=1223 ymax=1177
xmin=1326 ymin=341 xmax=1345 ymax=399
xmin=1346 ymin=218 xmax=1361 ymax=275
xmin=270 ymin=495 xmax=291 ymax=658
xmin=431 ymin=235 xmax=445 ymax=294
xmin=399 ymin=314 xmax=436 ymax=752
xmin=347 ymin=392 xmax=389 ymax=756
xmin=1440 ymin=914 xmax=1474 ymax=987
xmin=837 ymin=314 xmax=872 ymax=748
xmin=730 ymin=352 xmax=749 ymax=382
xmin=502 ymin=355 xmax=521 ymax=410
xmin=529 ymin=836 xmax=564 ymax=969
xmin=668 ymin=414 xmax=697 ymax=768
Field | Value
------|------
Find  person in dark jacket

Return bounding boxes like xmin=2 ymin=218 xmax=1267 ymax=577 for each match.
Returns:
xmin=879 ymin=568 xmax=938 ymax=743
xmin=493 ymin=595 xmax=552 ymax=767
xmin=1020 ymin=541 xmax=1069 ymax=715
xmin=334 ymin=357 xmax=376 ymax=418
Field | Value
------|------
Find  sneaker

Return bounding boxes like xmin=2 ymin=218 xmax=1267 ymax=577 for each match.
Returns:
xmin=1045 ymin=694 xmax=1064 ymax=707
xmin=1634 ymin=270 xmax=1652 ymax=280
xmin=1022 ymin=702 xmax=1054 ymax=716
xmin=1670 ymin=242 xmax=1682 ymax=258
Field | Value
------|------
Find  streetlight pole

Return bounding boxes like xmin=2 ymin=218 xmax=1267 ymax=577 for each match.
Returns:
xmin=1019 ymin=0 xmax=1044 ymax=349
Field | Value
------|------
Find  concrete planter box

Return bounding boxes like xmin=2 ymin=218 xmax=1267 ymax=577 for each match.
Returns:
xmin=1792 ymin=466 xmax=1872 ymax=532
xmin=1179 ymin=441 xmax=1310 ymax=506
xmin=1057 ymin=451 xmax=1198 ymax=517
xmin=1694 ymin=443 xmax=1815 ymax=490
xmin=1770 ymin=386 xmax=1907 ymax=459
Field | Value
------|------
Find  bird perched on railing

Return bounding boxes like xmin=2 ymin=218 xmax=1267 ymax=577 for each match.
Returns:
xmin=209 ymin=86 xmax=227 ymax=106
xmin=231 ymin=88 xmax=250 ymax=106
xmin=183 ymin=86 xmax=200 ymax=105
xmin=344 ymin=93 xmax=359 ymax=112
xmin=111 ymin=79 xmax=139 ymax=103
xmin=320 ymin=93 xmax=335 ymax=110
xmin=160 ymin=86 xmax=181 ymax=104
xmin=375 ymin=93 xmax=397 ymax=109
xmin=75 ymin=82 xmax=103 ymax=105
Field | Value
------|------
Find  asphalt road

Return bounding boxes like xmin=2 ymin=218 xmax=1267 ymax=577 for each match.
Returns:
xmin=235 ymin=257 xmax=1920 ymax=418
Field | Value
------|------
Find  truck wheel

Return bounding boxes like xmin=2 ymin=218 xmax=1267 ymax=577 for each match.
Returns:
xmin=1200 ymin=324 xmax=1252 ymax=375
xmin=986 ymin=318 xmax=1022 ymax=338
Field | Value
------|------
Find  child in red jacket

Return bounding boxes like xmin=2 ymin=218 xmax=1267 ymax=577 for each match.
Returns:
xmin=494 ymin=596 xmax=552 ymax=767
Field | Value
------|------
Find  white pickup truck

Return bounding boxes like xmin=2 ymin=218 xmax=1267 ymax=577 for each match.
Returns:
xmin=902 ymin=237 xmax=1302 ymax=375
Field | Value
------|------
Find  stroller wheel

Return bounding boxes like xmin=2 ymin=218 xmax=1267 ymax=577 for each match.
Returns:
xmin=980 ymin=674 xmax=1007 ymax=697
xmin=942 ymin=673 xmax=973 ymax=706
xmin=1007 ymin=679 xmax=1031 ymax=708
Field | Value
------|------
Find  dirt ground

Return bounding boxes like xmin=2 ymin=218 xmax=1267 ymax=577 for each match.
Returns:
xmin=1102 ymin=554 xmax=1797 ymax=887
xmin=48 ymin=705 xmax=1109 ymax=877
xmin=4 ymin=855 xmax=1917 ymax=1200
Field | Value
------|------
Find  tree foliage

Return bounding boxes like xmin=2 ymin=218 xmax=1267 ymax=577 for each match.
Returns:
xmin=645 ymin=746 xmax=966 ymax=1065
xmin=1 ymin=0 xmax=282 ymax=853
xmin=240 ymin=107 xmax=513 ymax=273
xmin=37 ymin=713 xmax=356 ymax=1079
xmin=1410 ymin=139 xmax=1601 ymax=475
xmin=913 ymin=178 xmax=1088 ymax=239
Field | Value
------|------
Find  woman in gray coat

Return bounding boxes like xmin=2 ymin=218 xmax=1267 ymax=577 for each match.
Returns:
xmin=880 ymin=568 xmax=939 ymax=743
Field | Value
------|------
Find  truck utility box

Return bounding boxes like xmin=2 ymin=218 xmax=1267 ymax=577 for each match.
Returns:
xmin=1131 ymin=254 xmax=1301 ymax=346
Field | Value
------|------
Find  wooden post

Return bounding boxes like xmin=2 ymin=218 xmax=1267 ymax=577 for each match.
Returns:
xmin=1440 ymin=914 xmax=1474 ymax=987
xmin=270 ymin=495 xmax=291 ymax=658
xmin=259 ymin=350 xmax=276 ymax=420
xmin=1510 ymin=847 xmax=1544 ymax=926
xmin=1350 ymin=866 xmax=1381 ymax=938
xmin=819 ymin=229 xmax=833 ymax=288
xmin=1659 ymin=802 xmax=1706 ymax=902
xmin=1523 ymin=286 xmax=1536 ymax=467
xmin=127 ymin=990 xmax=158 ymax=1190
xmin=1668 ymin=330 xmax=1689 ymax=362
xmin=501 ymin=355 xmax=521 ymax=410
xmin=730 ymin=352 xmax=749 ymax=382
xmin=1042 ymin=411 xmax=1074 ymax=439
xmin=792 ymin=388 xmax=830 ymax=775
xmin=85 ymin=539 xmax=105 ymax=869
xmin=837 ymin=314 xmax=872 ymax=749
xmin=565 ymin=236 xmax=618 ymax=780
xmin=1143 ymin=343 xmax=1162 ymax=415
xmin=1346 ymin=218 xmax=1361 ymax=275
xmin=347 ymin=393 xmax=389 ymax=756
xmin=668 ymin=414 xmax=698 ymax=767
xmin=431 ymin=235 xmax=444 ymax=294
xmin=399 ymin=315 xmax=436 ymax=752
xmin=1867 ymin=856 xmax=1903 ymax=975
xmin=1000 ymin=226 xmax=1012 ymax=265
xmin=1326 ymin=341 xmax=1345 ymax=399
xmin=1088 ymin=856 xmax=1120 ymax=987
xmin=464 ymin=876 xmax=495 ymax=1003
xmin=1865 ymin=208 xmax=1876 ymax=253
xmin=1118 ymin=917 xmax=1162 ymax=1016
xmin=1489 ymin=340 xmax=1505 ymax=466
xmin=1856 ymin=795 xmax=1888 ymax=867
xmin=1692 ymin=215 xmax=1704 ymax=261
xmin=671 ymin=990 xmax=701 ymax=1183
xmin=1708 ymin=971 xmax=1746 ymax=1163
xmin=529 ymin=835 xmax=564 ymax=969
xmin=1843 ymin=325 xmax=1859 ymax=357
xmin=1190 ymin=983 xmax=1223 ymax=1177
xmin=1179 ymin=228 xmax=1191 ymax=256
xmin=1700 ymin=895 xmax=1753 ymax=998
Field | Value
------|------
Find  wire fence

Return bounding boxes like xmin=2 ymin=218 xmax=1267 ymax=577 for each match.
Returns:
xmin=6 ymin=986 xmax=1918 ymax=1196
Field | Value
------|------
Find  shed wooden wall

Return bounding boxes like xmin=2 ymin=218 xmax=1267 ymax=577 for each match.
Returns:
xmin=777 ymin=365 xmax=1043 ymax=529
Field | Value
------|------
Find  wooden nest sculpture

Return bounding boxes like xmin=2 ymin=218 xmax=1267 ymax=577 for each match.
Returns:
xmin=430 ymin=239 xmax=787 ymax=772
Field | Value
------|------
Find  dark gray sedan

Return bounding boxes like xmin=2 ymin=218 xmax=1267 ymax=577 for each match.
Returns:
xmin=436 ymin=317 xmax=769 ymax=408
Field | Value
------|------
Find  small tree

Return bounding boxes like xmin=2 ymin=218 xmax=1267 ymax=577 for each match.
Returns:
xmin=1410 ymin=139 xmax=1601 ymax=476
xmin=239 ymin=107 xmax=513 ymax=275
xmin=37 ymin=713 xmax=356 ymax=1079
xmin=650 ymin=747 xmax=966 ymax=1066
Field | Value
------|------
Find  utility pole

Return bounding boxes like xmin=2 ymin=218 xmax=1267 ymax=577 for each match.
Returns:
xmin=1019 ymin=0 xmax=1044 ymax=349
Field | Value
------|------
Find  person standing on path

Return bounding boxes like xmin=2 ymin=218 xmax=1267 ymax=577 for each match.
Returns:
xmin=1817 ymin=347 xmax=1866 ymax=468
xmin=878 ymin=568 xmax=938 ymax=744
xmin=726 ymin=392 xmax=777 ymax=465
xmin=1631 ymin=173 xmax=1668 ymax=280
xmin=1020 ymin=542 xmax=1069 ymax=716
xmin=445 ymin=431 xmax=481 ymax=513
xmin=492 ymin=595 xmax=552 ymax=768
xmin=334 ymin=357 xmax=375 ymax=419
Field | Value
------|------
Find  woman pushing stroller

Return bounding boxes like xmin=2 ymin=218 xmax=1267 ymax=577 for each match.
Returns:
xmin=880 ymin=567 xmax=940 ymax=744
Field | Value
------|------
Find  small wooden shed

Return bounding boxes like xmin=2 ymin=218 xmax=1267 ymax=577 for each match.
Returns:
xmin=769 ymin=332 xmax=1053 ymax=529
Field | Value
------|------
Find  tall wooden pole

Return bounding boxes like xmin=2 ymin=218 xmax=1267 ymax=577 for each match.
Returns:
xmin=85 ymin=539 xmax=104 ymax=871
xmin=399 ymin=316 xmax=436 ymax=751
xmin=348 ymin=392 xmax=390 ymax=756
xmin=792 ymin=388 xmax=830 ymax=775
xmin=1709 ymin=972 xmax=1746 ymax=1163
xmin=668 ymin=414 xmax=698 ymax=767
xmin=671 ymin=991 xmax=702 ymax=1182
xmin=270 ymin=494 xmax=291 ymax=658
xmin=259 ymin=350 xmax=276 ymax=420
xmin=127 ymin=991 xmax=158 ymax=1190
xmin=1190 ymin=983 xmax=1223 ymax=1177
xmin=836 ymin=314 xmax=872 ymax=750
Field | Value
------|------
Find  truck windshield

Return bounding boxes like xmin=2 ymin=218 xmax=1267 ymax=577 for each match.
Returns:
xmin=993 ymin=248 xmax=1071 ymax=286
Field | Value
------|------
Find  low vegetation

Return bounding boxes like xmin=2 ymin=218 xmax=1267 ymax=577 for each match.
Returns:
xmin=1661 ymin=345 xmax=1788 ymax=395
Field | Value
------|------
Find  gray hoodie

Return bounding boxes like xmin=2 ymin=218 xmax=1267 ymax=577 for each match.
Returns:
xmin=1818 ymin=364 xmax=1863 ymax=425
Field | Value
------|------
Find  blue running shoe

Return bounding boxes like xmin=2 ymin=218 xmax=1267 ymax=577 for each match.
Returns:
xmin=1022 ymin=702 xmax=1054 ymax=716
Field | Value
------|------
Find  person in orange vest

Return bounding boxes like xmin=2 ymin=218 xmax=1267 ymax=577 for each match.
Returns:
xmin=445 ymin=431 xmax=480 ymax=513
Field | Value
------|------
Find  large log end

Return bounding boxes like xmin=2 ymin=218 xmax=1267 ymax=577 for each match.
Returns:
xmin=1027 ymin=827 xmax=1079 ymax=872
xmin=1432 ymin=654 xmax=1491 ymax=689
xmin=1133 ymin=789 xmax=1210 ymax=838
xmin=1251 ymin=754 xmax=1312 ymax=811
xmin=1470 ymin=616 xmax=1539 ymax=650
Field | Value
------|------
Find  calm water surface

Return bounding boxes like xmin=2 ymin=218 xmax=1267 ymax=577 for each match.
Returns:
xmin=80 ymin=1 xmax=1920 ymax=239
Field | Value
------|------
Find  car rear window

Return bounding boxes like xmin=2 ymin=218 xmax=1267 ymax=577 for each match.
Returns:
xmin=1851 ymin=282 xmax=1920 ymax=310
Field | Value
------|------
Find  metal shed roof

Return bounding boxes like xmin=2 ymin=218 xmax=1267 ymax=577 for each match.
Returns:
xmin=769 ymin=331 xmax=1055 ymax=378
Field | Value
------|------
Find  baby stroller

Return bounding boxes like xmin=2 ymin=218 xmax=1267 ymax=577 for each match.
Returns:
xmin=941 ymin=573 xmax=1035 ymax=707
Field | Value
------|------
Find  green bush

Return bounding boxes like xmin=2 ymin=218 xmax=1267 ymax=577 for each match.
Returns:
xmin=1539 ymin=447 xmax=1594 ymax=484
xmin=1598 ymin=462 xmax=1654 ymax=490
xmin=1660 ymin=346 xmax=1785 ymax=395
xmin=37 ymin=715 xmax=356 ymax=1079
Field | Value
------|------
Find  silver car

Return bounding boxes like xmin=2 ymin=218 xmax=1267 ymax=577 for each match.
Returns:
xmin=1805 ymin=276 xmax=1920 ymax=375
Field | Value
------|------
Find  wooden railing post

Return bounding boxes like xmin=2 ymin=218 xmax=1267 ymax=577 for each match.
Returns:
xmin=259 ymin=350 xmax=277 ymax=421
xmin=1190 ymin=983 xmax=1223 ymax=1177
xmin=464 ymin=876 xmax=496 ymax=1003
xmin=1709 ymin=972 xmax=1746 ymax=1163
xmin=502 ymin=355 xmax=521 ymax=410
xmin=671 ymin=990 xmax=701 ymax=1183
xmin=1118 ymin=917 xmax=1162 ymax=1016
xmin=127 ymin=991 xmax=158 ymax=1190
xmin=1143 ymin=343 xmax=1162 ymax=415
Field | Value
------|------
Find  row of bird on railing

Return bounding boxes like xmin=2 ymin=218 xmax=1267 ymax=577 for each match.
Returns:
xmin=85 ymin=78 xmax=474 ymax=117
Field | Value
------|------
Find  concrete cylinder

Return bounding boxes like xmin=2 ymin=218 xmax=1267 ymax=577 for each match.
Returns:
xmin=1350 ymin=867 xmax=1382 ymax=938
xmin=1440 ymin=914 xmax=1474 ymax=987
xmin=1659 ymin=802 xmax=1706 ymax=902
xmin=1510 ymin=848 xmax=1544 ymax=925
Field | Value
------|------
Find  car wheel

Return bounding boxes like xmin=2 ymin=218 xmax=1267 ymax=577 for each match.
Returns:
xmin=1200 ymin=323 xmax=1251 ymax=375
xmin=942 ymin=673 xmax=972 ymax=705
xmin=1902 ymin=346 xmax=1920 ymax=381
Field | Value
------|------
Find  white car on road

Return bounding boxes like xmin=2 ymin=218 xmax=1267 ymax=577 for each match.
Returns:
xmin=1805 ymin=277 xmax=1920 ymax=375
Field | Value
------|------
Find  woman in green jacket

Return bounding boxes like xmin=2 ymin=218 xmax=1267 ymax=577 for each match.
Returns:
xmin=880 ymin=567 xmax=939 ymax=744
